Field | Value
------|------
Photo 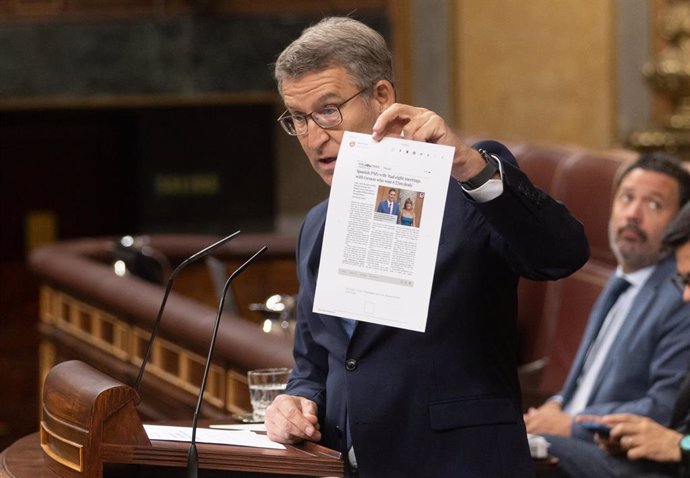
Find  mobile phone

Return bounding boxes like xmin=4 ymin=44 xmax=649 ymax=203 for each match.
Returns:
xmin=581 ymin=421 xmax=611 ymax=438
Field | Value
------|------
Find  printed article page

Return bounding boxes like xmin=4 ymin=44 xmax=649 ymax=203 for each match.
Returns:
xmin=313 ymin=131 xmax=454 ymax=332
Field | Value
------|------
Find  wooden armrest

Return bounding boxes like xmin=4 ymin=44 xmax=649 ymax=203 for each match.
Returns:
xmin=518 ymin=357 xmax=551 ymax=411
xmin=518 ymin=357 xmax=548 ymax=389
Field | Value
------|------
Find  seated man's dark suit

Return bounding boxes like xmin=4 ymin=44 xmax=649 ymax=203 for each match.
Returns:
xmin=547 ymin=373 xmax=690 ymax=477
xmin=287 ymin=140 xmax=589 ymax=477
xmin=560 ymin=257 xmax=690 ymax=439
xmin=542 ymin=256 xmax=690 ymax=478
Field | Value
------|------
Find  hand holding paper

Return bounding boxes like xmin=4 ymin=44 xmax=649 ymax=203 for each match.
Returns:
xmin=371 ymin=103 xmax=485 ymax=181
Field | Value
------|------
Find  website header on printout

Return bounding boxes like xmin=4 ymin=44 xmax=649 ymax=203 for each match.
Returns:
xmin=313 ymin=132 xmax=453 ymax=332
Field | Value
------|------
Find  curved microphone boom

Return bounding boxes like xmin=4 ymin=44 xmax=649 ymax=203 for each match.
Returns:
xmin=187 ymin=245 xmax=268 ymax=478
xmin=133 ymin=231 xmax=241 ymax=392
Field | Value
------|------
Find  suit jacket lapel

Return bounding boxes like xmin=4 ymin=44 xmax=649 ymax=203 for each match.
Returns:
xmin=303 ymin=202 xmax=355 ymax=342
xmin=308 ymin=216 xmax=325 ymax=280
xmin=561 ymin=277 xmax=621 ymax=403
xmin=587 ymin=259 xmax=673 ymax=403
xmin=587 ymin=286 xmax=655 ymax=399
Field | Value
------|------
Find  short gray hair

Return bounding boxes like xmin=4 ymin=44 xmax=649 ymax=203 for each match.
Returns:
xmin=274 ymin=17 xmax=393 ymax=94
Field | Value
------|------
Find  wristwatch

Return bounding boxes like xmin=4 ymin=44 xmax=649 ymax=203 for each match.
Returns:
xmin=460 ymin=148 xmax=500 ymax=190
xmin=679 ymin=435 xmax=690 ymax=477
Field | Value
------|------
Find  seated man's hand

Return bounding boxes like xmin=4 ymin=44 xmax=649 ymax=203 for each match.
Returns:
xmin=600 ymin=413 xmax=682 ymax=463
xmin=523 ymin=400 xmax=572 ymax=436
xmin=265 ymin=394 xmax=322 ymax=444
xmin=575 ymin=414 xmax=625 ymax=456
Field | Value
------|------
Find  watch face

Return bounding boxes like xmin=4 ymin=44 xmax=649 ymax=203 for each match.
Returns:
xmin=681 ymin=435 xmax=690 ymax=451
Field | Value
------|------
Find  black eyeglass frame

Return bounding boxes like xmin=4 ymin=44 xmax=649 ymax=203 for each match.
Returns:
xmin=672 ymin=271 xmax=690 ymax=292
xmin=277 ymin=88 xmax=367 ymax=136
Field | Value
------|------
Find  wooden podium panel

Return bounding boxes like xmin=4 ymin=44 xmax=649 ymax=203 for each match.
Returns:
xmin=0 ymin=433 xmax=342 ymax=478
xmin=38 ymin=360 xmax=343 ymax=478
xmin=102 ymin=440 xmax=342 ymax=477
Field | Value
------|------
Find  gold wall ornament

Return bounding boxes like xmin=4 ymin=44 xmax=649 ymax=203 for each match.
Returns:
xmin=629 ymin=0 xmax=690 ymax=157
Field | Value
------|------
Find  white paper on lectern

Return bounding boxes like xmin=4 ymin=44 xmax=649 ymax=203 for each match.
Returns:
xmin=143 ymin=424 xmax=285 ymax=449
xmin=313 ymin=131 xmax=454 ymax=332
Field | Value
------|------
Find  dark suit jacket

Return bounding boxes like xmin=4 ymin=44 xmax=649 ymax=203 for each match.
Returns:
xmin=653 ymin=375 xmax=690 ymax=477
xmin=672 ymin=375 xmax=690 ymax=432
xmin=672 ymin=377 xmax=690 ymax=477
xmin=376 ymin=199 xmax=400 ymax=215
xmin=545 ymin=372 xmax=690 ymax=478
xmin=560 ymin=258 xmax=690 ymax=441
xmin=288 ymin=140 xmax=589 ymax=477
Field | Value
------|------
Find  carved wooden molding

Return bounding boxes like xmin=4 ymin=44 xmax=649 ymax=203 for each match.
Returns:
xmin=30 ymin=234 xmax=296 ymax=419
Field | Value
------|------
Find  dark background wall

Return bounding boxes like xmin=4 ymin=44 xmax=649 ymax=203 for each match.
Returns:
xmin=0 ymin=14 xmax=389 ymax=98
xmin=1 ymin=16 xmax=304 ymax=97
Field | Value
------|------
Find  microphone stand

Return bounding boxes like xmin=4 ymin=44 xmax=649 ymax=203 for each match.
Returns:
xmin=133 ymin=231 xmax=241 ymax=392
xmin=187 ymin=246 xmax=268 ymax=478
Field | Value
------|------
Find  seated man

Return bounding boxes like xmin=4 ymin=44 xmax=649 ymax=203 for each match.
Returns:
xmin=524 ymin=154 xmax=690 ymax=443
xmin=545 ymin=200 xmax=690 ymax=477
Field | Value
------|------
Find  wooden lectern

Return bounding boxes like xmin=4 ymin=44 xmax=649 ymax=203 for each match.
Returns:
xmin=40 ymin=361 xmax=343 ymax=477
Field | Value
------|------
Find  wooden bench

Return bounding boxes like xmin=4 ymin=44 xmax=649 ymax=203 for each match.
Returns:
xmin=29 ymin=233 xmax=298 ymax=421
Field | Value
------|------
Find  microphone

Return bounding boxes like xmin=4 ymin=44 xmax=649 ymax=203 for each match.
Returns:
xmin=187 ymin=245 xmax=268 ymax=478
xmin=133 ymin=231 xmax=241 ymax=392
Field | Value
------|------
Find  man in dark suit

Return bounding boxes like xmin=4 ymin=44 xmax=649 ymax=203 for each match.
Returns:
xmin=376 ymin=188 xmax=400 ymax=215
xmin=524 ymin=154 xmax=690 ymax=449
xmin=543 ymin=201 xmax=690 ymax=478
xmin=264 ymin=16 xmax=589 ymax=477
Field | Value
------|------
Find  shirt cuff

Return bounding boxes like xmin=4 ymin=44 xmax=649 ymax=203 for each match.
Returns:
xmin=461 ymin=155 xmax=504 ymax=202
xmin=547 ymin=394 xmax=564 ymax=405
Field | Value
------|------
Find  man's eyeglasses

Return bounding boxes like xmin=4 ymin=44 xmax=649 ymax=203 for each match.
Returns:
xmin=672 ymin=272 xmax=690 ymax=292
xmin=277 ymin=89 xmax=366 ymax=136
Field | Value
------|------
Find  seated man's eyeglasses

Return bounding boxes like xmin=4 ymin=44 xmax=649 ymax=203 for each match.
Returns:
xmin=277 ymin=89 xmax=366 ymax=136
xmin=672 ymin=272 xmax=690 ymax=292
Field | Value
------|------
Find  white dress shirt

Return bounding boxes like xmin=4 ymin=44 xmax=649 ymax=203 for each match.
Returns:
xmin=564 ymin=265 xmax=655 ymax=415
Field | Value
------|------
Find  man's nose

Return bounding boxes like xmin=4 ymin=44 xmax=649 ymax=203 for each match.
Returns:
xmin=305 ymin=119 xmax=329 ymax=149
xmin=625 ymin=199 xmax=644 ymax=222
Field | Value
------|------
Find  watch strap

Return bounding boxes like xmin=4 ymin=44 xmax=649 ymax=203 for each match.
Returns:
xmin=460 ymin=148 xmax=499 ymax=190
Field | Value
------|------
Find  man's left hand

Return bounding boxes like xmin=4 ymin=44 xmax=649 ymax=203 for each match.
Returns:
xmin=523 ymin=400 xmax=572 ymax=436
xmin=371 ymin=103 xmax=486 ymax=182
xmin=600 ymin=413 xmax=683 ymax=462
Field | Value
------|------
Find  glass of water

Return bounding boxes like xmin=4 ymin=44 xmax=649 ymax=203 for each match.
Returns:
xmin=247 ymin=367 xmax=291 ymax=422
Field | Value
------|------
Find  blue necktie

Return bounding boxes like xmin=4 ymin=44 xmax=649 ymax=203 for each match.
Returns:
xmin=563 ymin=276 xmax=631 ymax=407
xmin=591 ymin=276 xmax=631 ymax=337
xmin=342 ymin=318 xmax=357 ymax=338
xmin=581 ymin=276 xmax=631 ymax=372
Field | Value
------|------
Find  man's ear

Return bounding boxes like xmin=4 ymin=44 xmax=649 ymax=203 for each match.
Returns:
xmin=372 ymin=79 xmax=396 ymax=111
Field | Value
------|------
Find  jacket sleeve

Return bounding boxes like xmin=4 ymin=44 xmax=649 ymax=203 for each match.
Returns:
xmin=471 ymin=140 xmax=590 ymax=281
xmin=283 ymin=220 xmax=328 ymax=414
xmin=571 ymin=296 xmax=690 ymax=441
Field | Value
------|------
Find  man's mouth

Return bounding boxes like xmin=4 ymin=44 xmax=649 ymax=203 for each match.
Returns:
xmin=618 ymin=224 xmax=646 ymax=243
xmin=319 ymin=157 xmax=336 ymax=165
